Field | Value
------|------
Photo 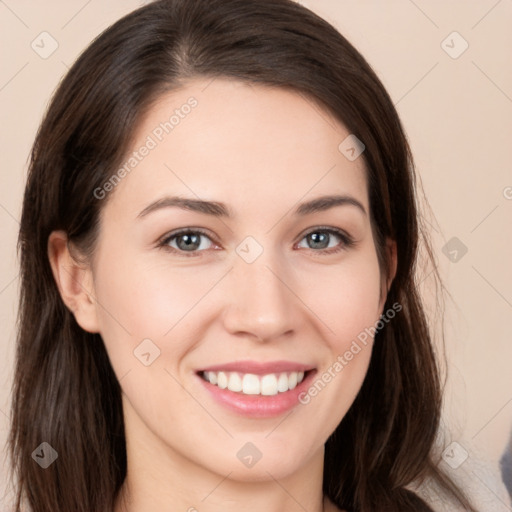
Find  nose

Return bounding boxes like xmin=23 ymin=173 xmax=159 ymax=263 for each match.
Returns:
xmin=221 ymin=249 xmax=301 ymax=343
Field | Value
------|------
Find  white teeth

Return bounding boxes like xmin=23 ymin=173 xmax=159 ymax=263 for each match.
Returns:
xmin=203 ymin=370 xmax=308 ymax=396
xmin=242 ymin=374 xmax=260 ymax=395
xmin=277 ymin=372 xmax=289 ymax=392
xmin=261 ymin=374 xmax=278 ymax=396
xmin=227 ymin=372 xmax=242 ymax=392
xmin=217 ymin=371 xmax=228 ymax=389
xmin=288 ymin=372 xmax=298 ymax=390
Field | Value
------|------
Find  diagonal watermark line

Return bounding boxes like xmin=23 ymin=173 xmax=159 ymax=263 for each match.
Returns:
xmin=472 ymin=0 xmax=503 ymax=29
xmin=201 ymin=471 xmax=233 ymax=502
xmin=470 ymin=204 xmax=499 ymax=233
xmin=61 ymin=0 xmax=92 ymax=29
xmin=164 ymin=164 xmax=200 ymax=196
xmin=472 ymin=61 xmax=512 ymax=104
xmin=471 ymin=469 xmax=512 ymax=510
xmin=0 ymin=202 xmax=20 ymax=225
xmin=417 ymin=269 xmax=434 ymax=287
xmin=0 ymin=0 xmax=29 ymax=28
xmin=163 ymin=267 xmax=233 ymax=337
xmin=265 ymin=265 xmax=336 ymax=335
xmin=61 ymin=265 xmax=133 ymax=336
xmin=266 ymin=471 xmax=309 ymax=512
xmin=0 ymin=62 xmax=29 ymax=92
xmin=201 ymin=76 xmax=217 ymax=93
xmin=407 ymin=0 xmax=439 ymax=28
xmin=472 ymin=397 xmax=512 ymax=439
xmin=471 ymin=266 xmax=512 ymax=308
xmin=298 ymin=91 xmax=337 ymax=131
xmin=164 ymin=368 xmax=234 ymax=438
xmin=394 ymin=62 xmax=439 ymax=106
xmin=118 ymin=368 xmax=132 ymax=382
xmin=0 ymin=273 xmax=19 ymax=296
xmin=424 ymin=217 xmax=439 ymax=234
xmin=265 ymin=410 xmax=294 ymax=438
xmin=266 ymin=164 xmax=336 ymax=235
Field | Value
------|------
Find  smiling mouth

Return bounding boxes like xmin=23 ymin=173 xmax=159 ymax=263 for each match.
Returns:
xmin=199 ymin=370 xmax=313 ymax=396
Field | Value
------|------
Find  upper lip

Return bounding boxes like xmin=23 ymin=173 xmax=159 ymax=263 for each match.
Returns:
xmin=197 ymin=360 xmax=315 ymax=375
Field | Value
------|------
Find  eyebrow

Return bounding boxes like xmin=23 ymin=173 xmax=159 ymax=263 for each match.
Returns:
xmin=137 ymin=194 xmax=367 ymax=219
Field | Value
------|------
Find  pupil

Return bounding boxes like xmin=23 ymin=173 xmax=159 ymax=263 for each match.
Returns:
xmin=310 ymin=232 xmax=328 ymax=249
xmin=178 ymin=233 xmax=200 ymax=251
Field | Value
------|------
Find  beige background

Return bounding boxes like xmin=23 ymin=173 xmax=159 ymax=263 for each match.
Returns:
xmin=1 ymin=0 xmax=511 ymax=509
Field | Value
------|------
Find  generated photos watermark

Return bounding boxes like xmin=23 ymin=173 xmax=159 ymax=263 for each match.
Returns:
xmin=298 ymin=301 xmax=402 ymax=405
xmin=93 ymin=96 xmax=198 ymax=200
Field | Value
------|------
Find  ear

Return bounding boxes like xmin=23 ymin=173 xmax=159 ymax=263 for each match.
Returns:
xmin=47 ymin=230 xmax=100 ymax=333
xmin=379 ymin=238 xmax=398 ymax=310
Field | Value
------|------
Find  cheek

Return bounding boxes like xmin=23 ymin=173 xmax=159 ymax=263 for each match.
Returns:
xmin=92 ymin=244 xmax=222 ymax=372
xmin=298 ymin=250 xmax=382 ymax=404
xmin=306 ymin=250 xmax=383 ymax=351
xmin=295 ymin=255 xmax=382 ymax=432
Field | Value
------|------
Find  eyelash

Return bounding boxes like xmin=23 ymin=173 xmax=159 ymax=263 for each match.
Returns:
xmin=157 ymin=226 xmax=355 ymax=258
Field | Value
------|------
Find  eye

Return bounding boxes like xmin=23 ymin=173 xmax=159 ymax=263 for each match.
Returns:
xmin=157 ymin=226 xmax=355 ymax=257
xmin=158 ymin=228 xmax=217 ymax=256
xmin=296 ymin=227 xmax=354 ymax=255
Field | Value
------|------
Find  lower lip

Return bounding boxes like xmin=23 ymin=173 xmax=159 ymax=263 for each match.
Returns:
xmin=196 ymin=371 xmax=316 ymax=418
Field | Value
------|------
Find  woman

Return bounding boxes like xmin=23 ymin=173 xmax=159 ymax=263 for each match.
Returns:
xmin=8 ymin=0 xmax=477 ymax=510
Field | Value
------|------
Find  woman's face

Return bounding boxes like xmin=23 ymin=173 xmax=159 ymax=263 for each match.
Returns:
xmin=85 ymin=78 xmax=392 ymax=481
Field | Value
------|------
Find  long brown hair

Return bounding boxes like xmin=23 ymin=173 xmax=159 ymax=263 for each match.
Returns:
xmin=8 ymin=0 xmax=476 ymax=510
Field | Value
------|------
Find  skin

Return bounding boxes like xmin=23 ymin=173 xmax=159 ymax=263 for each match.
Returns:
xmin=49 ymin=77 xmax=396 ymax=512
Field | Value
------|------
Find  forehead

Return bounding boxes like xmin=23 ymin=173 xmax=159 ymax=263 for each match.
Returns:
xmin=103 ymin=77 xmax=368 ymax=219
